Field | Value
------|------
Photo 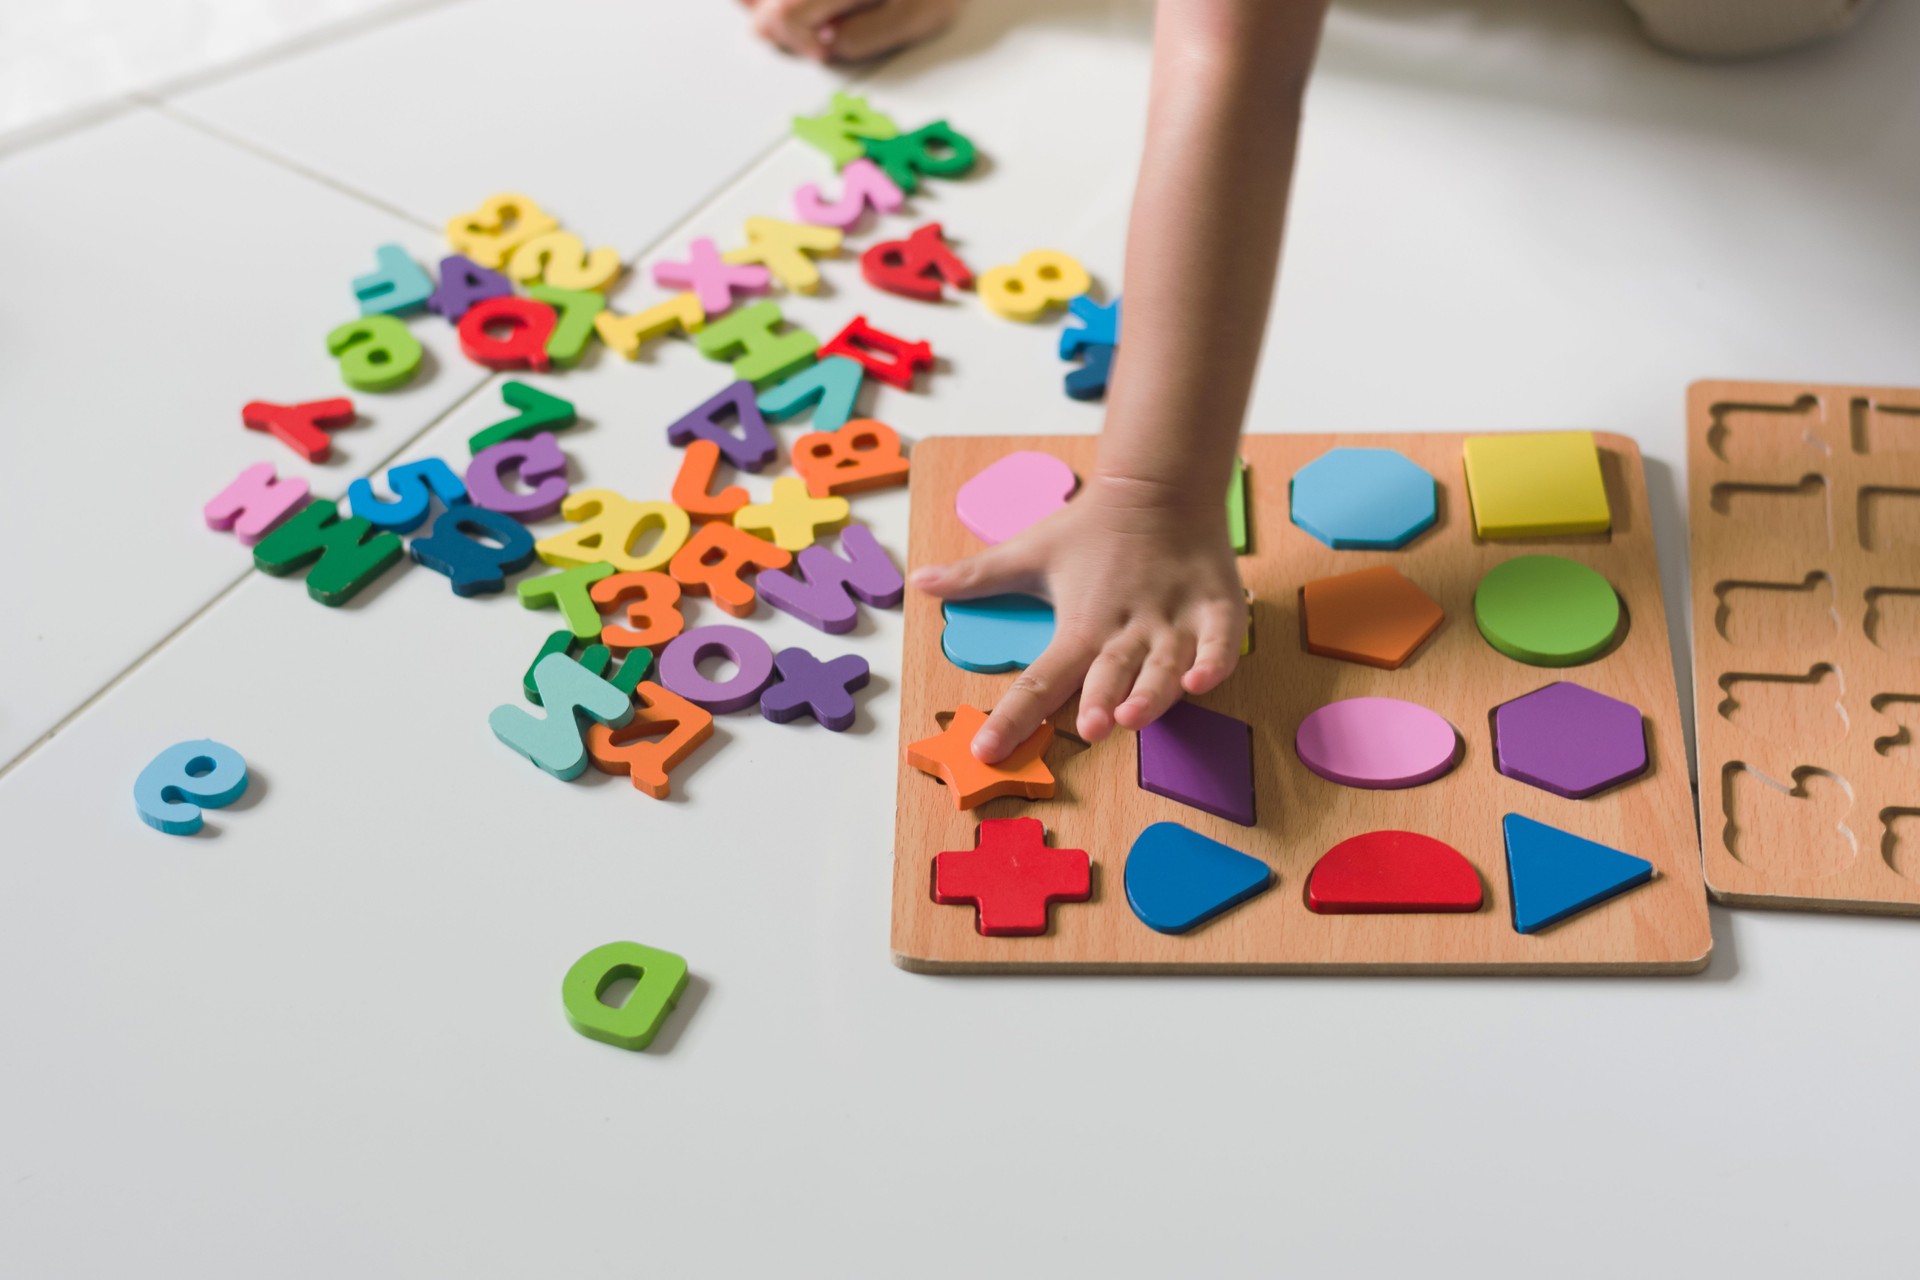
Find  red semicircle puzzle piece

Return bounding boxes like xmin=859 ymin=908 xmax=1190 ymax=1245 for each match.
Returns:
xmin=1306 ymin=829 xmax=1484 ymax=914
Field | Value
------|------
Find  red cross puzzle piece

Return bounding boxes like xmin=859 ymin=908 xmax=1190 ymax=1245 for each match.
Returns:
xmin=933 ymin=817 xmax=1090 ymax=937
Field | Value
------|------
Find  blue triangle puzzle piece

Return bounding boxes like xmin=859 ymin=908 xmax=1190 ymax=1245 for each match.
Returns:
xmin=1503 ymin=813 xmax=1652 ymax=934
xmin=1124 ymin=822 xmax=1273 ymax=935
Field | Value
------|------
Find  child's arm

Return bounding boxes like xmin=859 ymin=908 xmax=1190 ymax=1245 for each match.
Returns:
xmin=912 ymin=0 xmax=1332 ymax=762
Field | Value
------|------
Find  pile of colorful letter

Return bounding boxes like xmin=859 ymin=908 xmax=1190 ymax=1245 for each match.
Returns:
xmin=198 ymin=92 xmax=1121 ymax=804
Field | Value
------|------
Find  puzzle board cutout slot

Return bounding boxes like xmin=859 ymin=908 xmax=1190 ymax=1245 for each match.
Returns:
xmin=1883 ymin=808 xmax=1920 ymax=880
xmin=1706 ymin=395 xmax=1830 ymax=465
xmin=1708 ymin=475 xmax=1832 ymax=548
xmin=1719 ymin=762 xmax=1858 ymax=881
xmin=1870 ymin=694 xmax=1920 ymax=766
xmin=1865 ymin=588 xmax=1920 ymax=655
xmin=1849 ymin=395 xmax=1920 ymax=456
xmin=1713 ymin=574 xmax=1839 ymax=650
xmin=1716 ymin=665 xmax=1848 ymax=747
xmin=1858 ymin=487 xmax=1920 ymax=553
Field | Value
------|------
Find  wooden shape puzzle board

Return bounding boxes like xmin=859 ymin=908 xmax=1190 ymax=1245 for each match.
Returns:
xmin=1687 ymin=380 xmax=1920 ymax=913
xmin=892 ymin=434 xmax=1712 ymax=973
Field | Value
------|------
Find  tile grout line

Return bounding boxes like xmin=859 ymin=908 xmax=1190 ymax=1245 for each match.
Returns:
xmin=138 ymin=0 xmax=472 ymax=104
xmin=136 ymin=96 xmax=440 ymax=232
xmin=614 ymin=60 xmax=889 ymax=267
xmin=0 ymin=372 xmax=504 ymax=783
xmin=0 ymin=98 xmax=144 ymax=162
xmin=0 ymin=0 xmax=472 ymax=160
xmin=0 ymin=0 xmax=472 ymax=159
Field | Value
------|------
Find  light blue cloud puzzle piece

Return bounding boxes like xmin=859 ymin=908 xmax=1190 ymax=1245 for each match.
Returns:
xmin=941 ymin=594 xmax=1056 ymax=673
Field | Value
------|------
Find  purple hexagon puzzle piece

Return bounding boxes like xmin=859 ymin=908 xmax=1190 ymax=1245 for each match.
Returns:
xmin=1493 ymin=681 xmax=1648 ymax=799
xmin=759 ymin=647 xmax=870 ymax=732
xmin=757 ymin=524 xmax=904 ymax=633
xmin=1137 ymin=700 xmax=1256 ymax=826
xmin=657 ymin=625 xmax=777 ymax=713
xmin=666 ymin=381 xmax=777 ymax=472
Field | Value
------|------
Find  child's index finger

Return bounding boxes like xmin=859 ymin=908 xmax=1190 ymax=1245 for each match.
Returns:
xmin=972 ymin=639 xmax=1095 ymax=762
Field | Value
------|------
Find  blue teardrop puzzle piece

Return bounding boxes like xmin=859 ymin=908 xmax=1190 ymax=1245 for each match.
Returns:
xmin=1124 ymin=821 xmax=1274 ymax=935
xmin=1502 ymin=813 xmax=1653 ymax=934
xmin=941 ymin=594 xmax=1056 ymax=673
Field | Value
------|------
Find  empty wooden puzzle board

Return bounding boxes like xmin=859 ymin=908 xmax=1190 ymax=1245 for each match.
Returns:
xmin=893 ymin=433 xmax=1713 ymax=973
xmin=1688 ymin=380 xmax=1920 ymax=913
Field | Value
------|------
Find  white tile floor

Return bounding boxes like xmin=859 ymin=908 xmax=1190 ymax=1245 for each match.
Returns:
xmin=163 ymin=0 xmax=855 ymax=246
xmin=0 ymin=0 xmax=435 ymax=142
xmin=0 ymin=106 xmax=489 ymax=766
xmin=5 ymin=1 xmax=1920 ymax=1273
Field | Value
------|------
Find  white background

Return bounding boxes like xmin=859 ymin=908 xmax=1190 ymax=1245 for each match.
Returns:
xmin=3 ymin=1 xmax=1919 ymax=1275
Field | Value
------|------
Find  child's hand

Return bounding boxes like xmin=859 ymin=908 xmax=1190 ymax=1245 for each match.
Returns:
xmin=743 ymin=0 xmax=963 ymax=62
xmin=910 ymin=474 xmax=1246 ymax=763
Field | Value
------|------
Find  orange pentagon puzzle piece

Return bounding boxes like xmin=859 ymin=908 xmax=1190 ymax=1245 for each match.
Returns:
xmin=906 ymin=706 xmax=1056 ymax=810
xmin=1301 ymin=565 xmax=1445 ymax=670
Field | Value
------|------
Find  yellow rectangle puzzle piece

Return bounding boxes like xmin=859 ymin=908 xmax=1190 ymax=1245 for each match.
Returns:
xmin=1463 ymin=430 xmax=1611 ymax=538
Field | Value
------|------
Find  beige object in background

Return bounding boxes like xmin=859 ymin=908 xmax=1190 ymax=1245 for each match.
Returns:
xmin=1626 ymin=0 xmax=1876 ymax=56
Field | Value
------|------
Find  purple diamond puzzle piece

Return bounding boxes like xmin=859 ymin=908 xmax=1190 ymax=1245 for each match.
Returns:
xmin=1137 ymin=700 xmax=1256 ymax=826
xmin=759 ymin=647 xmax=870 ymax=732
xmin=666 ymin=381 xmax=777 ymax=472
xmin=1492 ymin=681 xmax=1648 ymax=799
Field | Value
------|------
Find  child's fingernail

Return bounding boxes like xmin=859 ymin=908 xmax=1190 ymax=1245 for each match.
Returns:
xmin=909 ymin=567 xmax=939 ymax=588
xmin=971 ymin=729 xmax=1002 ymax=760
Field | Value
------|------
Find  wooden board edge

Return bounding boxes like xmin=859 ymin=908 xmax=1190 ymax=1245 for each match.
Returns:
xmin=1704 ymin=884 xmax=1920 ymax=917
xmin=893 ymin=431 xmax=1714 ymax=974
xmin=890 ymin=952 xmax=1713 ymax=977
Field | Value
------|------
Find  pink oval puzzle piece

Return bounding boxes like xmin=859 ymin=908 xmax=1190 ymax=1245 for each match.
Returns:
xmin=954 ymin=451 xmax=1077 ymax=544
xmin=1295 ymin=696 xmax=1460 ymax=790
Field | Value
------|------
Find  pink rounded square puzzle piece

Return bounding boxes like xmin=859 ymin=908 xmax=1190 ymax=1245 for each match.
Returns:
xmin=954 ymin=451 xmax=1077 ymax=545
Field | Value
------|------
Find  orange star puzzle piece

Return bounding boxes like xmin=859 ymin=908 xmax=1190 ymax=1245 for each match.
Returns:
xmin=933 ymin=817 xmax=1090 ymax=936
xmin=906 ymin=705 xmax=1055 ymax=809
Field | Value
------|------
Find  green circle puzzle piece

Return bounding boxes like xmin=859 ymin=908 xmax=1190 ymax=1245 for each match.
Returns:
xmin=561 ymin=942 xmax=689 ymax=1051
xmin=1474 ymin=554 xmax=1622 ymax=666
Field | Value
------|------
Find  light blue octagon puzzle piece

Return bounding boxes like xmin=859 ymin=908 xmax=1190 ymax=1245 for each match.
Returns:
xmin=941 ymin=594 xmax=1056 ymax=673
xmin=1502 ymin=813 xmax=1653 ymax=934
xmin=1290 ymin=447 xmax=1438 ymax=550
xmin=1124 ymin=821 xmax=1274 ymax=935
